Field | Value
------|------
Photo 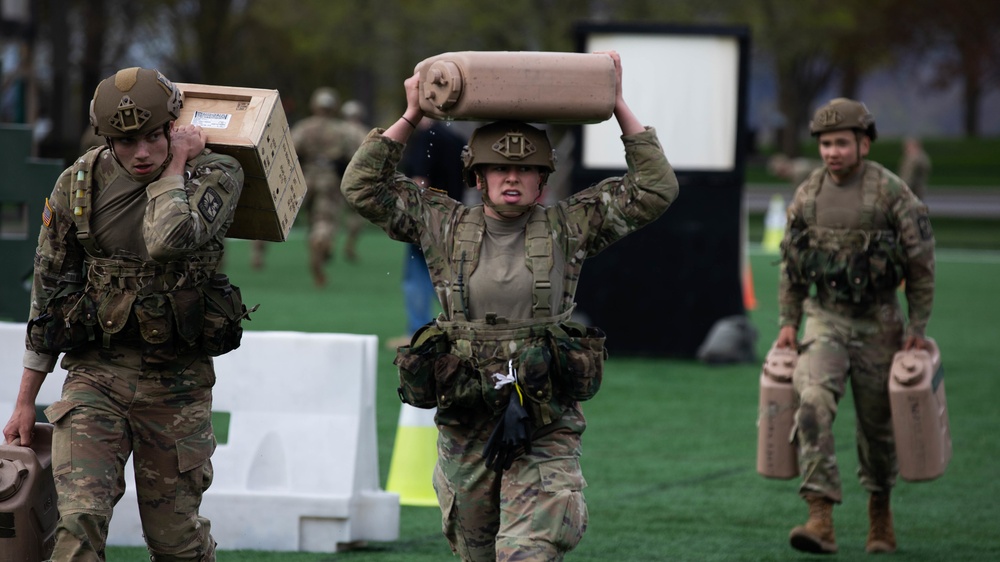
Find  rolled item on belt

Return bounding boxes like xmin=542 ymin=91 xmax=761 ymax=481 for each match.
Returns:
xmin=415 ymin=51 xmax=617 ymax=124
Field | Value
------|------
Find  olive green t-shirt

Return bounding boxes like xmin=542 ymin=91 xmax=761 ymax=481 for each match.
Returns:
xmin=814 ymin=166 xmax=863 ymax=229
xmin=467 ymin=211 xmax=566 ymax=321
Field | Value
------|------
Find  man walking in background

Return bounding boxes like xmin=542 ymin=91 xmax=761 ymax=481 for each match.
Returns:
xmin=774 ymin=98 xmax=935 ymax=555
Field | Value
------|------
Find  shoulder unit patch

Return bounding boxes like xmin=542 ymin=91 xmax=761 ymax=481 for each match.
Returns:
xmin=198 ymin=187 xmax=222 ymax=223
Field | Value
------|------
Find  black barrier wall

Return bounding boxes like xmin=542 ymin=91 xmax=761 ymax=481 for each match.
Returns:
xmin=571 ymin=171 xmax=745 ymax=357
xmin=572 ymin=23 xmax=750 ymax=358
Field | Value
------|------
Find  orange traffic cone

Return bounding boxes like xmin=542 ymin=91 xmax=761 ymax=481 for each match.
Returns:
xmin=743 ymin=262 xmax=758 ymax=311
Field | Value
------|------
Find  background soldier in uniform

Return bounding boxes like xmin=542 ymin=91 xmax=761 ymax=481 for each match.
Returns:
xmin=340 ymin=99 xmax=371 ymax=141
xmin=4 ymin=67 xmax=246 ymax=561
xmin=250 ymin=88 xmax=367 ymax=287
xmin=768 ymin=153 xmax=822 ymax=189
xmin=342 ymin=51 xmax=679 ymax=561
xmin=774 ymin=98 xmax=935 ymax=555
xmin=898 ymin=136 xmax=932 ymax=201
xmin=262 ymin=87 xmax=364 ymax=286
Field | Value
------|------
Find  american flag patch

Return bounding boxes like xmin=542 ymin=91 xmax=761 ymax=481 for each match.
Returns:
xmin=42 ymin=198 xmax=53 ymax=227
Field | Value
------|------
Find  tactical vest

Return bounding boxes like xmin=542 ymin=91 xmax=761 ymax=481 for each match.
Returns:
xmin=26 ymin=148 xmax=249 ymax=359
xmin=447 ymin=205 xmax=554 ymax=322
xmin=395 ymin=205 xmax=606 ymax=424
xmin=782 ymin=164 xmax=906 ymax=305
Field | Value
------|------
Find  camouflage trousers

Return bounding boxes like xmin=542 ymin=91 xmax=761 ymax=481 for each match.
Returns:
xmin=792 ymin=298 xmax=903 ymax=503
xmin=433 ymin=404 xmax=588 ymax=562
xmin=44 ymin=345 xmax=217 ymax=561
xmin=304 ymin=167 xmax=364 ymax=259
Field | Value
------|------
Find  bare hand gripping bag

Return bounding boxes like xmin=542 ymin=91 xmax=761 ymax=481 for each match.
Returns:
xmin=415 ymin=51 xmax=617 ymax=124
xmin=889 ymin=338 xmax=951 ymax=482
xmin=0 ymin=423 xmax=58 ymax=562
xmin=756 ymin=344 xmax=799 ymax=479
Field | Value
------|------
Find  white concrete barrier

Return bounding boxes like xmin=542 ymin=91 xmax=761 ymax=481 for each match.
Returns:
xmin=0 ymin=321 xmax=399 ymax=552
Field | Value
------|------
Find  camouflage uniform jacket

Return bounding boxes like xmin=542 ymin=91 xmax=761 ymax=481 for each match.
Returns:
xmin=778 ymin=161 xmax=934 ymax=339
xmin=342 ymin=126 xmax=679 ymax=321
xmin=23 ymin=146 xmax=244 ymax=372
xmin=292 ymin=115 xmax=362 ymax=172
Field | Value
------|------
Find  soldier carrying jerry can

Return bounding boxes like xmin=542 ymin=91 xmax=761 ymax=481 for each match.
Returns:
xmin=4 ymin=66 xmax=252 ymax=561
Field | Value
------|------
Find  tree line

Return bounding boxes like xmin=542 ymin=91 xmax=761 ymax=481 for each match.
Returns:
xmin=6 ymin=0 xmax=999 ymax=162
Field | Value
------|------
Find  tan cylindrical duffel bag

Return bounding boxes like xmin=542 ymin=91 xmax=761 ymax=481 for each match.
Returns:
xmin=415 ymin=51 xmax=617 ymax=124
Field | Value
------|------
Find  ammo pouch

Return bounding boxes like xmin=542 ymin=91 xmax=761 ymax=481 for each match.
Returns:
xmin=201 ymin=274 xmax=253 ymax=357
xmin=780 ymin=228 xmax=811 ymax=285
xmin=395 ymin=313 xmax=607 ymax=418
xmin=548 ymin=321 xmax=607 ymax=401
xmin=867 ymin=232 xmax=905 ymax=291
xmin=783 ymin=227 xmax=906 ymax=304
xmin=440 ymin=323 xmax=552 ymax=417
xmin=394 ymin=322 xmax=448 ymax=409
xmin=26 ymin=283 xmax=98 ymax=354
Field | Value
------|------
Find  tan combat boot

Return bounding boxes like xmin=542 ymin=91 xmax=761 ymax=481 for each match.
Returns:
xmin=866 ymin=492 xmax=897 ymax=554
xmin=789 ymin=496 xmax=838 ymax=554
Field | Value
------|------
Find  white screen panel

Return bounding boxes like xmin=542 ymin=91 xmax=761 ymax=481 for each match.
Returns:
xmin=583 ymin=33 xmax=739 ymax=171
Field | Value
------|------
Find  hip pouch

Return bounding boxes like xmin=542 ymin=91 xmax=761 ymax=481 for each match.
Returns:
xmin=202 ymin=274 xmax=254 ymax=356
xmin=394 ymin=323 xmax=447 ymax=409
xmin=549 ymin=321 xmax=607 ymax=401
xmin=135 ymin=293 xmax=178 ymax=362
xmin=26 ymin=284 xmax=98 ymax=354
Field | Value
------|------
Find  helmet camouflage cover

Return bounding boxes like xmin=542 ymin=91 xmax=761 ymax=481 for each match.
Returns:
xmin=310 ymin=87 xmax=339 ymax=113
xmin=461 ymin=121 xmax=556 ymax=187
xmin=90 ymin=67 xmax=182 ymax=138
xmin=809 ymin=97 xmax=877 ymax=140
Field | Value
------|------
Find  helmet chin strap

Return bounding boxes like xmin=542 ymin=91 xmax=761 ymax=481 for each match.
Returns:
xmin=481 ymin=190 xmax=534 ymax=218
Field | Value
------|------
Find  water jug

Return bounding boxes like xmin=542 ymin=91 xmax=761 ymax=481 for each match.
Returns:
xmin=415 ymin=51 xmax=617 ymax=124
xmin=0 ymin=423 xmax=58 ymax=562
xmin=756 ymin=345 xmax=799 ymax=479
xmin=889 ymin=338 xmax=950 ymax=481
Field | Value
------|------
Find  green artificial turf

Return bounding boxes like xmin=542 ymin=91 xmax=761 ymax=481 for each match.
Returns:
xmin=103 ymin=226 xmax=999 ymax=561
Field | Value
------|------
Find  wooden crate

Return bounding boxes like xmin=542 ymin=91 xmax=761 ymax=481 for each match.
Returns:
xmin=174 ymin=83 xmax=306 ymax=241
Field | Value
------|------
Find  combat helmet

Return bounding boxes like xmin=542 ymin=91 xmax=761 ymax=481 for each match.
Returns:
xmin=341 ymin=99 xmax=366 ymax=121
xmin=310 ymin=87 xmax=339 ymax=113
xmin=90 ymin=67 xmax=182 ymax=138
xmin=461 ymin=121 xmax=556 ymax=187
xmin=809 ymin=97 xmax=877 ymax=141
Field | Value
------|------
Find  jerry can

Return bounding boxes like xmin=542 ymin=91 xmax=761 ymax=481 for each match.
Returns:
xmin=756 ymin=344 xmax=799 ymax=479
xmin=0 ymin=423 xmax=58 ymax=562
xmin=889 ymin=338 xmax=951 ymax=481
xmin=414 ymin=51 xmax=617 ymax=124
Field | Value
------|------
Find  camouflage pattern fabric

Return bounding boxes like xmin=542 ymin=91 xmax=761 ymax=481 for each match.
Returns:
xmin=22 ymin=145 xmax=243 ymax=561
xmin=792 ymin=299 xmax=901 ymax=503
xmin=291 ymin=114 xmax=366 ymax=267
xmin=24 ymin=146 xmax=242 ymax=371
xmin=779 ymin=162 xmax=934 ymax=339
xmin=45 ymin=346 xmax=216 ymax=561
xmin=433 ymin=404 xmax=587 ymax=562
xmin=777 ymin=161 xmax=935 ymax=503
xmin=342 ymin=126 xmax=678 ymax=322
xmin=342 ymin=125 xmax=678 ymax=559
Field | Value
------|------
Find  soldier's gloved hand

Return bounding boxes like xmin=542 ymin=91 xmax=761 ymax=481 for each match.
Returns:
xmin=483 ymin=394 xmax=532 ymax=473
